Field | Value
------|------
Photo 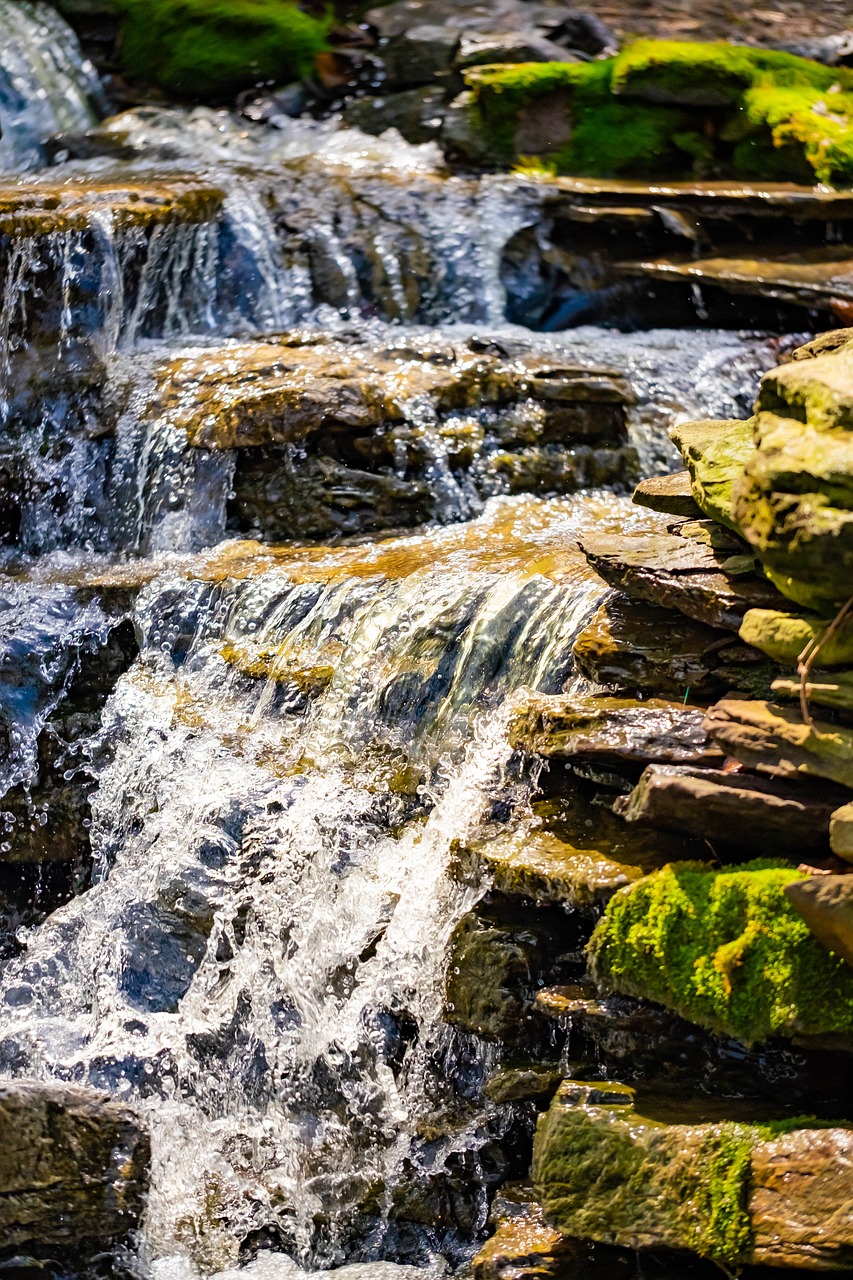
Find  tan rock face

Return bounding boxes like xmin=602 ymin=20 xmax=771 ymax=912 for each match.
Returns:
xmin=831 ymin=802 xmax=853 ymax=862
xmin=146 ymin=337 xmax=631 ymax=451
xmin=785 ymin=876 xmax=853 ymax=970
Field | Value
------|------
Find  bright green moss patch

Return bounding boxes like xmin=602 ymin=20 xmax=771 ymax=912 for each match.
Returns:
xmin=465 ymin=39 xmax=853 ymax=185
xmin=112 ymin=0 xmax=330 ymax=99
xmin=588 ymin=859 xmax=853 ymax=1044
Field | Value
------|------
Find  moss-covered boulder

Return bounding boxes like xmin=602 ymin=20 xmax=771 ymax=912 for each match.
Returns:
xmin=588 ymin=860 xmax=853 ymax=1045
xmin=111 ymin=0 xmax=330 ymax=99
xmin=532 ymin=1081 xmax=853 ymax=1270
xmin=461 ymin=40 xmax=853 ymax=185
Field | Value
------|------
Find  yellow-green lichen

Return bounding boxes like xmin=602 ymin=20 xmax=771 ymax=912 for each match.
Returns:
xmin=588 ymin=859 xmax=853 ymax=1044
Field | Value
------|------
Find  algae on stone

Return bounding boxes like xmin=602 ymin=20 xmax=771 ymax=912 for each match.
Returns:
xmin=588 ymin=859 xmax=853 ymax=1044
xmin=739 ymin=607 xmax=853 ymax=667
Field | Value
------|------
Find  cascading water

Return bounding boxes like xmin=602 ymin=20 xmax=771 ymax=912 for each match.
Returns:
xmin=0 ymin=0 xmax=103 ymax=171
xmin=0 ymin=10 xmax=815 ymax=1278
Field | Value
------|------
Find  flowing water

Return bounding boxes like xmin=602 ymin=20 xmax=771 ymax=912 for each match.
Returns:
xmin=0 ymin=9 xmax=806 ymax=1278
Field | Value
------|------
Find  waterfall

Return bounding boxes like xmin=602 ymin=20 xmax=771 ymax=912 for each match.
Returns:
xmin=0 ymin=0 xmax=103 ymax=171
xmin=0 ymin=496 xmax=614 ymax=1274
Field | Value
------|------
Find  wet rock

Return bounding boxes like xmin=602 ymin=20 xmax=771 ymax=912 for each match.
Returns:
xmin=342 ymin=86 xmax=447 ymax=144
xmin=380 ymin=25 xmax=461 ymax=89
xmin=0 ymin=174 xmax=223 ymax=236
xmin=589 ymin=860 xmax=853 ymax=1046
xmin=579 ymin=529 xmax=784 ymax=630
xmin=0 ymin=1079 xmax=149 ymax=1250
xmin=785 ymin=875 xmax=853 ymax=969
xmin=831 ymin=802 xmax=853 ymax=862
xmin=445 ymin=901 xmax=579 ymax=1043
xmin=632 ymin=470 xmax=701 ymax=517
xmin=510 ymin=692 xmax=723 ymax=768
xmin=613 ymin=763 xmax=844 ymax=856
xmin=532 ymin=1080 xmax=853 ymax=1270
xmin=619 ymin=251 xmax=853 ymax=321
xmin=705 ymin=698 xmax=853 ymax=789
xmin=459 ymin=824 xmax=666 ymax=911
xmin=485 ymin=1064 xmax=563 ymax=1107
xmin=571 ymin=596 xmax=732 ymax=699
xmin=456 ymin=33 xmax=579 ymax=71
xmin=149 ymin=337 xmax=630 ymax=451
xmin=534 ymin=985 xmax=852 ymax=1103
xmin=472 ymin=1188 xmax=582 ymax=1280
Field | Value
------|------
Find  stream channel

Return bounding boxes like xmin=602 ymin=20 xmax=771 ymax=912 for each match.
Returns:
xmin=0 ymin=6 xmax=815 ymax=1280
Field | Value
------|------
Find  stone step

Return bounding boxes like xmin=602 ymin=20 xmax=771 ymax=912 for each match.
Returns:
xmin=508 ymin=691 xmax=724 ymax=769
xmin=578 ymin=528 xmax=785 ymax=630
xmin=613 ymin=762 xmax=846 ymax=856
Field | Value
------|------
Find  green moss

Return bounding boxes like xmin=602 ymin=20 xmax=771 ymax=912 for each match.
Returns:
xmin=465 ymin=39 xmax=853 ymax=185
xmin=690 ymin=1125 xmax=753 ymax=1267
xmin=112 ymin=0 xmax=330 ymax=98
xmin=588 ymin=859 xmax=853 ymax=1044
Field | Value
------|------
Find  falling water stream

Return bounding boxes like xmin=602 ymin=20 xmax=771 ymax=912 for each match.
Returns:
xmin=0 ymin=10 xmax=806 ymax=1279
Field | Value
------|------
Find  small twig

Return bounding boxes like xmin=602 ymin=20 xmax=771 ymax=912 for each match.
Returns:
xmin=796 ymin=593 xmax=853 ymax=726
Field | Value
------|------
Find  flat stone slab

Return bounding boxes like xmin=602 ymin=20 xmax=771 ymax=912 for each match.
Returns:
xmin=460 ymin=824 xmax=669 ymax=910
xmin=145 ymin=335 xmax=631 ymax=450
xmin=0 ymin=174 xmax=224 ymax=236
xmin=571 ymin=595 xmax=750 ymax=700
xmin=580 ymin=529 xmax=786 ymax=630
xmin=617 ymin=249 xmax=853 ymax=311
xmin=632 ymin=470 xmax=701 ymax=517
xmin=509 ymin=692 xmax=723 ymax=767
xmin=614 ymin=763 xmax=845 ymax=856
xmin=0 ymin=1080 xmax=149 ymax=1250
xmin=532 ymin=1080 xmax=853 ymax=1271
xmin=705 ymin=698 xmax=853 ymax=789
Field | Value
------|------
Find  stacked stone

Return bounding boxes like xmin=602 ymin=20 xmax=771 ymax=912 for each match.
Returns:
xmin=464 ymin=331 xmax=853 ymax=1280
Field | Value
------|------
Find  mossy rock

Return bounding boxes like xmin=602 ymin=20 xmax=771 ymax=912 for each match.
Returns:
xmin=740 ymin=608 xmax=853 ymax=667
xmin=532 ymin=1081 xmax=853 ymax=1270
xmin=669 ymin=417 xmax=756 ymax=531
xmin=463 ymin=39 xmax=853 ymax=185
xmin=111 ymin=0 xmax=330 ymax=99
xmin=588 ymin=860 xmax=853 ymax=1045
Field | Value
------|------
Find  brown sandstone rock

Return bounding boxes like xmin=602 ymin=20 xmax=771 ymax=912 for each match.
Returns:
xmin=704 ymin=698 xmax=853 ymax=788
xmin=0 ymin=1080 xmax=149 ymax=1250
xmin=785 ymin=875 xmax=853 ymax=969
xmin=613 ymin=763 xmax=842 ymax=855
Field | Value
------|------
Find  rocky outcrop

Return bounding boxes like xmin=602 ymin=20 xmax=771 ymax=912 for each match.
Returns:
xmin=532 ymin=1082 xmax=853 ymax=1271
xmin=136 ymin=333 xmax=635 ymax=540
xmin=0 ymin=1080 xmax=149 ymax=1251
